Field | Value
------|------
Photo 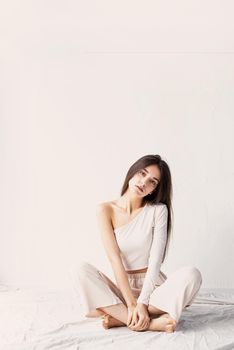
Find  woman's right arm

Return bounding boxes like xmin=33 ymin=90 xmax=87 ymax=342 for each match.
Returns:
xmin=96 ymin=203 xmax=137 ymax=308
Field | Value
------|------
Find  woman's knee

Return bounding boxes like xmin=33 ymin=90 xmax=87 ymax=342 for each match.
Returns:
xmin=69 ymin=260 xmax=94 ymax=279
xmin=181 ymin=266 xmax=202 ymax=285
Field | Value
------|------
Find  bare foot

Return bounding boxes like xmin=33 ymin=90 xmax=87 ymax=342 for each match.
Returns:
xmin=101 ymin=314 xmax=125 ymax=329
xmin=148 ymin=313 xmax=177 ymax=333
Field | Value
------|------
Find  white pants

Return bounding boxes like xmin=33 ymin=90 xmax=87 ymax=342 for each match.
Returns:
xmin=69 ymin=261 xmax=202 ymax=323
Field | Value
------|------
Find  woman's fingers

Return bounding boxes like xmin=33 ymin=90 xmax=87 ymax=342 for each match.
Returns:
xmin=127 ymin=305 xmax=137 ymax=326
xmin=128 ymin=311 xmax=138 ymax=327
xmin=142 ymin=320 xmax=150 ymax=330
xmin=129 ymin=315 xmax=137 ymax=327
xmin=129 ymin=310 xmax=143 ymax=329
xmin=130 ymin=317 xmax=143 ymax=330
xmin=130 ymin=317 xmax=150 ymax=331
xmin=126 ymin=311 xmax=133 ymax=326
xmin=128 ymin=307 xmax=150 ymax=331
xmin=134 ymin=318 xmax=144 ymax=329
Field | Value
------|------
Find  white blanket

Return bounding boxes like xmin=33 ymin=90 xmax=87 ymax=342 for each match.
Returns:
xmin=0 ymin=285 xmax=234 ymax=350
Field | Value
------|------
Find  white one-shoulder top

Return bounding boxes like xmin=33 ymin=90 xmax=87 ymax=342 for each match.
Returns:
xmin=114 ymin=202 xmax=168 ymax=305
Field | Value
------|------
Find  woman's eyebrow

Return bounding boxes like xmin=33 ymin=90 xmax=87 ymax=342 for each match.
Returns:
xmin=143 ymin=168 xmax=160 ymax=183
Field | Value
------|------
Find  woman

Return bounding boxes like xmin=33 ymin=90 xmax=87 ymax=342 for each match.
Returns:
xmin=70 ymin=154 xmax=202 ymax=333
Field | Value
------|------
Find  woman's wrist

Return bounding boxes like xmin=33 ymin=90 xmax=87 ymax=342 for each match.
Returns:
xmin=137 ymin=302 xmax=148 ymax=308
xmin=127 ymin=300 xmax=137 ymax=307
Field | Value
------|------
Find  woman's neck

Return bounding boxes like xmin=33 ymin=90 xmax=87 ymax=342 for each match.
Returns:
xmin=116 ymin=191 xmax=145 ymax=214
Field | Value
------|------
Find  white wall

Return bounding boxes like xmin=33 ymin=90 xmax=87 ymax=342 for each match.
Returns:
xmin=0 ymin=1 xmax=233 ymax=290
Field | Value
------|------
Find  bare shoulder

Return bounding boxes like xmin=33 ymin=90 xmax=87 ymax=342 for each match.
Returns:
xmin=96 ymin=201 xmax=113 ymax=213
xmin=96 ymin=201 xmax=116 ymax=220
xmin=96 ymin=201 xmax=117 ymax=234
xmin=96 ymin=201 xmax=121 ymax=261
xmin=96 ymin=200 xmax=120 ymax=226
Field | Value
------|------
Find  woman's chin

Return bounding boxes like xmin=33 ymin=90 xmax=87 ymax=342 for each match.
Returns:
xmin=132 ymin=189 xmax=145 ymax=198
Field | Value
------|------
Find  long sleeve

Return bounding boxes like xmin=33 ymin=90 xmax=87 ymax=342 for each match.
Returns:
xmin=137 ymin=204 xmax=168 ymax=305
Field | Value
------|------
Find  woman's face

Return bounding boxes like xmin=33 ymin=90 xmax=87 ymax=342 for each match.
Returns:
xmin=129 ymin=164 xmax=161 ymax=197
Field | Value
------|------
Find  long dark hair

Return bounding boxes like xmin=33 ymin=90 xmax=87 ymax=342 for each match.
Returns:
xmin=120 ymin=154 xmax=173 ymax=263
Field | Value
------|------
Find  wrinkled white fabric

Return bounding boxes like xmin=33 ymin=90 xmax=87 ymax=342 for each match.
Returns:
xmin=1 ymin=286 xmax=234 ymax=349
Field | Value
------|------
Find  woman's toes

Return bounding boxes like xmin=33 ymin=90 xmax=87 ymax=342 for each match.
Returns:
xmin=102 ymin=314 xmax=110 ymax=329
xmin=165 ymin=320 xmax=176 ymax=333
xmin=165 ymin=325 xmax=174 ymax=333
xmin=159 ymin=314 xmax=177 ymax=332
xmin=101 ymin=312 xmax=127 ymax=330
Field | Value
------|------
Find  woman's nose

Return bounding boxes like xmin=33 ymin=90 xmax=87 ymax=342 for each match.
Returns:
xmin=142 ymin=179 xmax=151 ymax=187
xmin=140 ymin=181 xmax=147 ymax=188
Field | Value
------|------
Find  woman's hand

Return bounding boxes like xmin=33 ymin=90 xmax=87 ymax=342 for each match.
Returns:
xmin=126 ymin=304 xmax=137 ymax=327
xmin=127 ymin=303 xmax=150 ymax=332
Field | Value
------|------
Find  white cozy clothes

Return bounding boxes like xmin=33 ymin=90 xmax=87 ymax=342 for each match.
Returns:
xmin=69 ymin=202 xmax=203 ymax=323
xmin=69 ymin=262 xmax=202 ymax=322
xmin=114 ymin=202 xmax=167 ymax=305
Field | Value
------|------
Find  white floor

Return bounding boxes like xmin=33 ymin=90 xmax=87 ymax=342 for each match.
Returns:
xmin=0 ymin=285 xmax=234 ymax=350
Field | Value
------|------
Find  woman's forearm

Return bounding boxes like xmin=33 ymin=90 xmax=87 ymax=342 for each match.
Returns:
xmin=110 ymin=256 xmax=137 ymax=307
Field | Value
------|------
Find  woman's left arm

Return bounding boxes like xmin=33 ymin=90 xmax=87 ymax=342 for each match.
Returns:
xmin=136 ymin=204 xmax=168 ymax=306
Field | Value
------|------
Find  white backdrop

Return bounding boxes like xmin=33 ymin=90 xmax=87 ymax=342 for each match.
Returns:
xmin=0 ymin=1 xmax=233 ymax=291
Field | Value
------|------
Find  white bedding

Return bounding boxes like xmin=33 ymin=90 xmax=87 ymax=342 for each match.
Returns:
xmin=1 ymin=285 xmax=234 ymax=350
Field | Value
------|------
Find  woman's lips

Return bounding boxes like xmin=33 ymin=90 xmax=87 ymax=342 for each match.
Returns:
xmin=136 ymin=185 xmax=143 ymax=192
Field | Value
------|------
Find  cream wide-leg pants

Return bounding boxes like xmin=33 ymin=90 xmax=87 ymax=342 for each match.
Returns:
xmin=69 ymin=261 xmax=202 ymax=323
